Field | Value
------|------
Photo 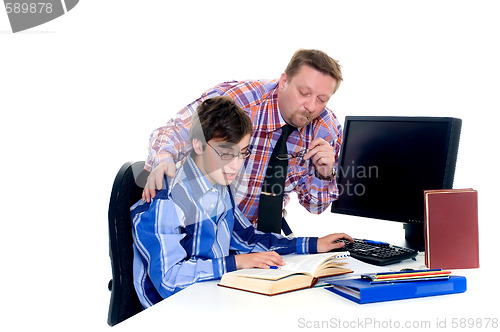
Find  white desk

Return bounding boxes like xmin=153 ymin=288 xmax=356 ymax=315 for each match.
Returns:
xmin=115 ymin=206 xmax=498 ymax=331
xmin=115 ymin=253 xmax=495 ymax=332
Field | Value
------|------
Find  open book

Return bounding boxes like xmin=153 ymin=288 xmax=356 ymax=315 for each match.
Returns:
xmin=218 ymin=252 xmax=352 ymax=295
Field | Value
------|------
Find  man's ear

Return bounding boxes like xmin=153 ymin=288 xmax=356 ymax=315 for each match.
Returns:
xmin=192 ymin=138 xmax=205 ymax=155
xmin=279 ymin=72 xmax=288 ymax=90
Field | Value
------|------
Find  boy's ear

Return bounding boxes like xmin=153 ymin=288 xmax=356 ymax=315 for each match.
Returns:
xmin=192 ymin=138 xmax=205 ymax=155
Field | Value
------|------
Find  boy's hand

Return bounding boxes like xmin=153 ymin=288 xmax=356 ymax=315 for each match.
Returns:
xmin=235 ymin=251 xmax=285 ymax=270
xmin=142 ymin=161 xmax=177 ymax=202
xmin=317 ymin=233 xmax=353 ymax=252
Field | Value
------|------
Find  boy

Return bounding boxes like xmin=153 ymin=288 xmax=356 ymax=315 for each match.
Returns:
xmin=131 ymin=96 xmax=351 ymax=309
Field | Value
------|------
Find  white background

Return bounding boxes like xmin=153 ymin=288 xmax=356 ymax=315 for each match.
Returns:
xmin=1 ymin=1 xmax=499 ymax=331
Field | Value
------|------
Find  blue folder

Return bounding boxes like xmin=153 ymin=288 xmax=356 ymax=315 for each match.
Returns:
xmin=326 ymin=276 xmax=466 ymax=304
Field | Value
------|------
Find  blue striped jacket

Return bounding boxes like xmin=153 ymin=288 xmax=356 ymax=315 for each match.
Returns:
xmin=131 ymin=156 xmax=317 ymax=308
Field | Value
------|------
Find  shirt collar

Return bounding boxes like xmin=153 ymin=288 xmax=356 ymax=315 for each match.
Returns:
xmin=263 ymin=83 xmax=310 ymax=140
xmin=178 ymin=154 xmax=220 ymax=200
xmin=263 ymin=85 xmax=288 ymax=133
xmin=261 ymin=82 xmax=317 ymax=140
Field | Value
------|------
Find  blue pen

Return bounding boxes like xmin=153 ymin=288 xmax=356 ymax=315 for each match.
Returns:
xmin=269 ymin=266 xmax=279 ymax=269
xmin=362 ymin=239 xmax=389 ymax=245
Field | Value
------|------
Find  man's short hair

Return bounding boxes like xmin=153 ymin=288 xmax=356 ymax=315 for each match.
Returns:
xmin=284 ymin=49 xmax=343 ymax=93
xmin=190 ymin=96 xmax=253 ymax=146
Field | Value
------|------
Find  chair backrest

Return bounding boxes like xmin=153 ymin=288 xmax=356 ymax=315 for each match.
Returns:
xmin=107 ymin=161 xmax=149 ymax=326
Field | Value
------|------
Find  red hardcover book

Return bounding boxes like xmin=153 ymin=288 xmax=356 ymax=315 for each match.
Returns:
xmin=424 ymin=189 xmax=479 ymax=269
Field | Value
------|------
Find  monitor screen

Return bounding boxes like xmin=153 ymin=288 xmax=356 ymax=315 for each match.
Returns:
xmin=331 ymin=116 xmax=461 ymax=248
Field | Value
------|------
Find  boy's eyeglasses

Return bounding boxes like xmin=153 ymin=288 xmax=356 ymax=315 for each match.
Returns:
xmin=276 ymin=149 xmax=308 ymax=161
xmin=207 ymin=142 xmax=251 ymax=161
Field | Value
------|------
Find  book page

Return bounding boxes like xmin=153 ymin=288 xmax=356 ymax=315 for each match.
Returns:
xmin=225 ymin=267 xmax=309 ymax=280
xmin=221 ymin=252 xmax=350 ymax=282
xmin=281 ymin=252 xmax=348 ymax=275
xmin=319 ymin=257 xmax=391 ymax=284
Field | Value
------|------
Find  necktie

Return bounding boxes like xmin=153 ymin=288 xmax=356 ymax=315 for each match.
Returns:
xmin=257 ymin=124 xmax=295 ymax=233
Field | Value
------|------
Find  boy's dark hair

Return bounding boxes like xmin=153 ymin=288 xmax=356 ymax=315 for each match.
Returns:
xmin=190 ymin=96 xmax=253 ymax=146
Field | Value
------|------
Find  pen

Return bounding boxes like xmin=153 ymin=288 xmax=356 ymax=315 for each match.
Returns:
xmin=361 ymin=269 xmax=450 ymax=281
xmin=369 ymin=276 xmax=450 ymax=284
xmin=269 ymin=266 xmax=279 ymax=269
xmin=374 ymin=269 xmax=443 ymax=276
xmin=362 ymin=239 xmax=389 ymax=245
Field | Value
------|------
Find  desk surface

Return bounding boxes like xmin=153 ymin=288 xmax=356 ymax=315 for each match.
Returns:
xmin=115 ymin=205 xmax=497 ymax=331
xmin=115 ymin=252 xmax=495 ymax=331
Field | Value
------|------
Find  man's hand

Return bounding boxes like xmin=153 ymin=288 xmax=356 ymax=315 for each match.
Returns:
xmin=303 ymin=138 xmax=336 ymax=179
xmin=235 ymin=251 xmax=286 ymax=270
xmin=142 ymin=161 xmax=176 ymax=202
xmin=317 ymin=233 xmax=353 ymax=252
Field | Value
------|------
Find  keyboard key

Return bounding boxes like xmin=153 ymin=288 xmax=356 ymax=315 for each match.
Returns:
xmin=333 ymin=238 xmax=418 ymax=266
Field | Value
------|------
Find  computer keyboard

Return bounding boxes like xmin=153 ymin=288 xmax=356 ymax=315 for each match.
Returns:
xmin=333 ymin=238 xmax=418 ymax=266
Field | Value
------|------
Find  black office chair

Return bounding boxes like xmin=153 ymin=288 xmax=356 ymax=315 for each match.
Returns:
xmin=107 ymin=161 xmax=149 ymax=326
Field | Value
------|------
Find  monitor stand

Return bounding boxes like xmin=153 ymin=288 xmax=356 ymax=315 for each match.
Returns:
xmin=404 ymin=223 xmax=425 ymax=251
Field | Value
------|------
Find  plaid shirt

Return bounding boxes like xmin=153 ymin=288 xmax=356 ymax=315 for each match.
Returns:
xmin=131 ymin=155 xmax=316 ymax=308
xmin=146 ymin=79 xmax=343 ymax=223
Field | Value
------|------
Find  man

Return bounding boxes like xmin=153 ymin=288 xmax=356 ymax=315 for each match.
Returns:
xmin=143 ymin=49 xmax=343 ymax=231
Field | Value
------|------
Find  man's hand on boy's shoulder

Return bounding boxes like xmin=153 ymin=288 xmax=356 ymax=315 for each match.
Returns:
xmin=142 ymin=161 xmax=177 ymax=202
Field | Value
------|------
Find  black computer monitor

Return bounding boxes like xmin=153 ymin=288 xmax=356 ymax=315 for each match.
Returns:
xmin=331 ymin=116 xmax=462 ymax=250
